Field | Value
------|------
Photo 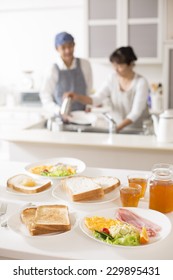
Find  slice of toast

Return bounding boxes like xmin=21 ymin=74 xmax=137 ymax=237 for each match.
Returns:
xmin=33 ymin=205 xmax=71 ymax=231
xmin=92 ymin=176 xmax=120 ymax=194
xmin=21 ymin=207 xmax=37 ymax=227
xmin=64 ymin=176 xmax=104 ymax=201
xmin=7 ymin=174 xmax=52 ymax=194
xmin=21 ymin=205 xmax=71 ymax=236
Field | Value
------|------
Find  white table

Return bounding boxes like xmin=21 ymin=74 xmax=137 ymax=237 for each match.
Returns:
xmin=0 ymin=161 xmax=173 ymax=260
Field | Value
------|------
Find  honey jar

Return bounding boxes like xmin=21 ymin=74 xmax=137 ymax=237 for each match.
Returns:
xmin=149 ymin=164 xmax=173 ymax=213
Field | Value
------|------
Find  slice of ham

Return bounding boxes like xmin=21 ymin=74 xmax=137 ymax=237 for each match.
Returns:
xmin=116 ymin=208 xmax=161 ymax=237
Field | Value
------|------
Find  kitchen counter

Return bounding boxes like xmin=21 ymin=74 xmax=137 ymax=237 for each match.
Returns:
xmin=1 ymin=104 xmax=173 ymax=170
xmin=0 ymin=160 xmax=173 ymax=260
xmin=1 ymin=128 xmax=173 ymax=170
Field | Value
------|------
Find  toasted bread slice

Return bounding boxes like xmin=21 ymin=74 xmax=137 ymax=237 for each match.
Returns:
xmin=33 ymin=205 xmax=71 ymax=231
xmin=92 ymin=176 xmax=120 ymax=194
xmin=21 ymin=205 xmax=71 ymax=235
xmin=64 ymin=176 xmax=104 ymax=201
xmin=21 ymin=207 xmax=37 ymax=227
xmin=7 ymin=174 xmax=52 ymax=194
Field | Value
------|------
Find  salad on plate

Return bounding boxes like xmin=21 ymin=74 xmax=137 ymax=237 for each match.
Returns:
xmin=30 ymin=163 xmax=77 ymax=177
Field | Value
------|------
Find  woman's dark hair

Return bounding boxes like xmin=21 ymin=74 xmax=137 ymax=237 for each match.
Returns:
xmin=109 ymin=46 xmax=137 ymax=65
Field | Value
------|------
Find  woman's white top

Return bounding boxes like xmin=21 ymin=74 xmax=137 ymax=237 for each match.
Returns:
xmin=92 ymin=72 xmax=149 ymax=127
xmin=40 ymin=57 xmax=93 ymax=116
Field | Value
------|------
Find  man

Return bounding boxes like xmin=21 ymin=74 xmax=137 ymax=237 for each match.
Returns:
xmin=40 ymin=32 xmax=93 ymax=116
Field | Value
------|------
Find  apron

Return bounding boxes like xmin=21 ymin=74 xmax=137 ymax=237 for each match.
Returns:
xmin=53 ymin=58 xmax=86 ymax=111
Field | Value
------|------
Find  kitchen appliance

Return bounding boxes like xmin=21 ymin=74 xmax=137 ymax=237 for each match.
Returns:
xmin=152 ymin=109 xmax=173 ymax=143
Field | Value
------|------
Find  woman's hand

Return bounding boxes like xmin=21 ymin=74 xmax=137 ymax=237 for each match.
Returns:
xmin=116 ymin=118 xmax=133 ymax=132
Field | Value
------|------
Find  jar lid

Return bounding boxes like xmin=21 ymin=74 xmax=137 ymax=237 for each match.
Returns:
xmin=152 ymin=163 xmax=173 ymax=180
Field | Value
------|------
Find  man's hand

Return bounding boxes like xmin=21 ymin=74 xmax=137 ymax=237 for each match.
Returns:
xmin=63 ymin=92 xmax=79 ymax=101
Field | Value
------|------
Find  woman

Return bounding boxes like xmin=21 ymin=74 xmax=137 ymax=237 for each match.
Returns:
xmin=40 ymin=32 xmax=93 ymax=116
xmin=66 ymin=46 xmax=149 ymax=132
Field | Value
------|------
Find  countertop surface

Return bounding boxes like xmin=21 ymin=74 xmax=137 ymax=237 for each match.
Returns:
xmin=0 ymin=160 xmax=173 ymax=260
xmin=1 ymin=105 xmax=173 ymax=151
xmin=1 ymin=128 xmax=173 ymax=151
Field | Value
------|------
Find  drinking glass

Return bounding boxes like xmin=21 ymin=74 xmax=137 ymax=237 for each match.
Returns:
xmin=128 ymin=173 xmax=148 ymax=198
xmin=120 ymin=183 xmax=142 ymax=207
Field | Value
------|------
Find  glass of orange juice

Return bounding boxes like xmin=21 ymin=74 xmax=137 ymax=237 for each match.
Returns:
xmin=120 ymin=183 xmax=142 ymax=207
xmin=127 ymin=173 xmax=148 ymax=198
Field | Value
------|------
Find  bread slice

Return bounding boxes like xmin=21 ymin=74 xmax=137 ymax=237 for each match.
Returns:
xmin=20 ymin=207 xmax=51 ymax=235
xmin=21 ymin=205 xmax=71 ymax=236
xmin=7 ymin=174 xmax=52 ymax=194
xmin=34 ymin=205 xmax=71 ymax=231
xmin=92 ymin=176 xmax=120 ymax=194
xmin=64 ymin=176 xmax=104 ymax=201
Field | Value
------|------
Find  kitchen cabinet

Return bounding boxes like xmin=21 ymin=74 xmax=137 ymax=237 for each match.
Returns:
xmin=163 ymin=43 xmax=173 ymax=109
xmin=85 ymin=0 xmax=163 ymax=63
xmin=164 ymin=0 xmax=173 ymax=41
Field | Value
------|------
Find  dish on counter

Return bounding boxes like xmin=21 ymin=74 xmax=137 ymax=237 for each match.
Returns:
xmin=25 ymin=157 xmax=86 ymax=180
xmin=52 ymin=176 xmax=120 ymax=205
xmin=67 ymin=111 xmax=97 ymax=125
xmin=79 ymin=207 xmax=171 ymax=247
xmin=6 ymin=174 xmax=52 ymax=195
xmin=7 ymin=204 xmax=77 ymax=238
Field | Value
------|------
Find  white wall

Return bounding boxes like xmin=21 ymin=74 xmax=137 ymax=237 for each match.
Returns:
xmin=0 ymin=0 xmax=165 ymax=92
xmin=0 ymin=0 xmax=85 ymax=88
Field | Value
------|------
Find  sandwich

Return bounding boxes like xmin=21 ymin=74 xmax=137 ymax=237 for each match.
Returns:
xmin=7 ymin=174 xmax=52 ymax=194
xmin=92 ymin=176 xmax=120 ymax=194
xmin=64 ymin=176 xmax=104 ymax=201
xmin=21 ymin=204 xmax=71 ymax=236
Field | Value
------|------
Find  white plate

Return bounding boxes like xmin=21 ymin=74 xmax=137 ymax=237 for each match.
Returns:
xmin=7 ymin=206 xmax=77 ymax=238
xmin=25 ymin=157 xmax=86 ymax=180
xmin=52 ymin=184 xmax=120 ymax=205
xmin=6 ymin=179 xmax=52 ymax=196
xmin=68 ymin=111 xmax=97 ymax=125
xmin=79 ymin=207 xmax=172 ymax=247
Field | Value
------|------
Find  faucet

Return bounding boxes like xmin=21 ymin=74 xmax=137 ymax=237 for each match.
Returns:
xmin=47 ymin=116 xmax=63 ymax=131
xmin=102 ymin=112 xmax=116 ymax=133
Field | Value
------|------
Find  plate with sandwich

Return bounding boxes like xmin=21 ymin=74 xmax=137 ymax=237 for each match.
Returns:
xmin=7 ymin=204 xmax=77 ymax=237
xmin=52 ymin=176 xmax=120 ymax=204
xmin=25 ymin=157 xmax=86 ymax=180
xmin=6 ymin=174 xmax=52 ymax=195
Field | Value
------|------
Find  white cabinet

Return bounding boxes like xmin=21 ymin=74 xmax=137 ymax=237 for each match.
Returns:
xmin=163 ymin=43 xmax=173 ymax=109
xmin=164 ymin=0 xmax=173 ymax=41
xmin=85 ymin=0 xmax=163 ymax=63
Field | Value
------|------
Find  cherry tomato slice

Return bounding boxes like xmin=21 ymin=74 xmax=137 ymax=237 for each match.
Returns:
xmin=102 ymin=228 xmax=110 ymax=235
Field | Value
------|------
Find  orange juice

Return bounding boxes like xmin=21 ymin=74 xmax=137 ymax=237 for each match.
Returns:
xmin=128 ymin=177 xmax=147 ymax=198
xmin=120 ymin=184 xmax=141 ymax=207
xmin=149 ymin=180 xmax=173 ymax=213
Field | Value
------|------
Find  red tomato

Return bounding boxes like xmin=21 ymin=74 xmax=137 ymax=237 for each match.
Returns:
xmin=102 ymin=228 xmax=110 ymax=235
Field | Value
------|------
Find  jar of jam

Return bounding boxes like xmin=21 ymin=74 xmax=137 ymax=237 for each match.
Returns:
xmin=149 ymin=163 xmax=173 ymax=213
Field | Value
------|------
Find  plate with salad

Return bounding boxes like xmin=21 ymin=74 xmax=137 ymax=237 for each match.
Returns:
xmin=79 ymin=207 xmax=171 ymax=247
xmin=25 ymin=157 xmax=86 ymax=180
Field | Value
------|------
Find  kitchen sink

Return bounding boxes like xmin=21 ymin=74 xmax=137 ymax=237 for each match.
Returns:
xmin=26 ymin=119 xmax=144 ymax=134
